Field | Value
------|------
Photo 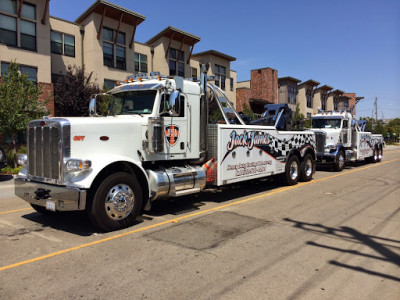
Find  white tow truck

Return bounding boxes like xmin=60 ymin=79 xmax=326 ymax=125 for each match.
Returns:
xmin=310 ymin=110 xmax=384 ymax=171
xmin=15 ymin=65 xmax=317 ymax=231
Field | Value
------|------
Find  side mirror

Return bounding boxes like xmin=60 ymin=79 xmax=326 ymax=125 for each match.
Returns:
xmin=89 ymin=97 xmax=99 ymax=117
xmin=168 ymin=91 xmax=180 ymax=117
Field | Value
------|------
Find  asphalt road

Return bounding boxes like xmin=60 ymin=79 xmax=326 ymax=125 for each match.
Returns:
xmin=0 ymin=149 xmax=399 ymax=299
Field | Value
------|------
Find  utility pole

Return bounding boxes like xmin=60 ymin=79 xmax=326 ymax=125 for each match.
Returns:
xmin=374 ymin=97 xmax=378 ymax=122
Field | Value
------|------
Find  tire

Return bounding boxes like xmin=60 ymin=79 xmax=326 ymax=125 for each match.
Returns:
xmin=372 ymin=147 xmax=380 ymax=163
xmin=88 ymin=172 xmax=142 ymax=232
xmin=334 ymin=151 xmax=345 ymax=172
xmin=281 ymin=155 xmax=300 ymax=186
xmin=31 ymin=204 xmax=54 ymax=215
xmin=377 ymin=146 xmax=383 ymax=162
xmin=300 ymin=154 xmax=314 ymax=182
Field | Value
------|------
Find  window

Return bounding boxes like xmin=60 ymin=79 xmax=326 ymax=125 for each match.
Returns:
xmin=191 ymin=67 xmax=197 ymax=79
xmin=321 ymin=93 xmax=327 ymax=111
xmin=134 ymin=53 xmax=148 ymax=73
xmin=306 ymin=88 xmax=313 ymax=108
xmin=1 ymin=62 xmax=37 ymax=82
xmin=0 ymin=14 xmax=17 ymax=46
xmin=169 ymin=48 xmax=184 ymax=77
xmin=344 ymin=100 xmax=349 ymax=110
xmin=103 ymin=42 xmax=113 ymax=67
xmin=214 ymin=64 xmax=226 ymax=90
xmin=287 ymin=85 xmax=297 ymax=105
xmin=116 ymin=46 xmax=125 ymax=70
xmin=334 ymin=99 xmax=338 ymax=111
xmin=102 ymin=27 xmax=126 ymax=70
xmin=51 ymin=31 xmax=75 ymax=57
xmin=64 ymin=34 xmax=75 ymax=57
xmin=104 ymin=79 xmax=117 ymax=90
xmin=0 ymin=0 xmax=36 ymax=50
xmin=51 ymin=31 xmax=62 ymax=54
xmin=230 ymin=78 xmax=234 ymax=91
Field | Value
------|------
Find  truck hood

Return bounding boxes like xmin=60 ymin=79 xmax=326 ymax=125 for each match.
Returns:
xmin=56 ymin=115 xmax=147 ymax=160
xmin=310 ymin=128 xmax=341 ymax=147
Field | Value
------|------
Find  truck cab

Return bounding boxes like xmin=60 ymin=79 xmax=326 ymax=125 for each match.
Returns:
xmin=311 ymin=110 xmax=383 ymax=171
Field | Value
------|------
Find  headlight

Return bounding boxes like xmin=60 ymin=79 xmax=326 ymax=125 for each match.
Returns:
xmin=17 ymin=154 xmax=28 ymax=166
xmin=66 ymin=159 xmax=92 ymax=172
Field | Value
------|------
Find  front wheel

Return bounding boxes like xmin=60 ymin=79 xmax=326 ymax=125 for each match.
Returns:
xmin=88 ymin=172 xmax=142 ymax=231
xmin=334 ymin=151 xmax=345 ymax=172
xmin=300 ymin=154 xmax=314 ymax=182
xmin=281 ymin=155 xmax=300 ymax=186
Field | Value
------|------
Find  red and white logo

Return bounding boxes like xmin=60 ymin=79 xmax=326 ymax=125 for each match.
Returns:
xmin=165 ymin=125 xmax=179 ymax=146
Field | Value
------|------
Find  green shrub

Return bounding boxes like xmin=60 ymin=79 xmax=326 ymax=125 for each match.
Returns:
xmin=0 ymin=165 xmax=22 ymax=174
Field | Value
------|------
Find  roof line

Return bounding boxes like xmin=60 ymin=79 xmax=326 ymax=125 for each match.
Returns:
xmin=75 ymin=0 xmax=146 ymax=24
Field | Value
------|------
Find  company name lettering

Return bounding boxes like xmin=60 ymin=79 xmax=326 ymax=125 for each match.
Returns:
xmin=227 ymin=130 xmax=271 ymax=151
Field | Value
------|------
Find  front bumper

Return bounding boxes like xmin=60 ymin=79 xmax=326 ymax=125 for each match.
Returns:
xmin=14 ymin=177 xmax=87 ymax=211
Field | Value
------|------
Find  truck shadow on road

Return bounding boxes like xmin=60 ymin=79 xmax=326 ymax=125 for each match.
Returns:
xmin=145 ymin=178 xmax=280 ymax=218
xmin=316 ymin=159 xmax=380 ymax=172
xmin=283 ymin=217 xmax=400 ymax=282
xmin=0 ymin=174 xmax=13 ymax=182
xmin=21 ymin=211 xmax=99 ymax=236
xmin=21 ymin=178 xmax=280 ymax=236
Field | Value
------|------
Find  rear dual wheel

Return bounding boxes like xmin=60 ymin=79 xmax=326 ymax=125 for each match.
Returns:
xmin=281 ymin=155 xmax=300 ymax=186
xmin=300 ymin=154 xmax=314 ymax=182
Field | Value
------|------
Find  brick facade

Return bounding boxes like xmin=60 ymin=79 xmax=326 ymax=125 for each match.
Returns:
xmin=39 ymin=82 xmax=55 ymax=116
xmin=343 ymin=93 xmax=357 ymax=116
xmin=236 ymin=67 xmax=278 ymax=115
xmin=250 ymin=68 xmax=278 ymax=104
xmin=236 ymin=87 xmax=251 ymax=112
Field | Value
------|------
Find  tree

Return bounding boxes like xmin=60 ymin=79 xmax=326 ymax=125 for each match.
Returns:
xmin=0 ymin=61 xmax=48 ymax=167
xmin=292 ymin=103 xmax=305 ymax=130
xmin=242 ymin=103 xmax=255 ymax=120
xmin=54 ymin=65 xmax=100 ymax=116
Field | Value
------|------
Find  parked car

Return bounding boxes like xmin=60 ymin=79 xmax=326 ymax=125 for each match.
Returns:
xmin=0 ymin=147 xmax=6 ymax=170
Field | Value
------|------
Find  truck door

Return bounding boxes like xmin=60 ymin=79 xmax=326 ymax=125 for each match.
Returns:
xmin=341 ymin=119 xmax=351 ymax=147
xmin=160 ymin=93 xmax=188 ymax=156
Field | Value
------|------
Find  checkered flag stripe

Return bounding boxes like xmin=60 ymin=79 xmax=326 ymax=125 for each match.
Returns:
xmin=267 ymin=133 xmax=315 ymax=157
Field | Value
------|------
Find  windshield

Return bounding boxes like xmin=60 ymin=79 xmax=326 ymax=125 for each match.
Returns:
xmin=312 ymin=118 xmax=342 ymax=129
xmin=110 ymin=90 xmax=157 ymax=115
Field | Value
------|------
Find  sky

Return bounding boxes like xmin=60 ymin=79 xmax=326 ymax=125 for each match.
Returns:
xmin=50 ymin=0 xmax=400 ymax=119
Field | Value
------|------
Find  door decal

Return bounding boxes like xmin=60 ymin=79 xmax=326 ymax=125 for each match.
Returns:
xmin=165 ymin=125 xmax=180 ymax=146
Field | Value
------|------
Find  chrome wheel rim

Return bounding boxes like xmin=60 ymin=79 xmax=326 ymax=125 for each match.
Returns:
xmin=338 ymin=153 xmax=345 ymax=169
xmin=290 ymin=161 xmax=299 ymax=180
xmin=374 ymin=149 xmax=378 ymax=161
xmin=304 ymin=158 xmax=313 ymax=177
xmin=105 ymin=184 xmax=134 ymax=220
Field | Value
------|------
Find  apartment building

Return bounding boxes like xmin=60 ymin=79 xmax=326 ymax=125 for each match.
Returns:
xmin=278 ymin=76 xmax=301 ymax=112
xmin=313 ymin=85 xmax=333 ymax=113
xmin=297 ymin=79 xmax=320 ymax=119
xmin=0 ymin=0 xmax=238 ymax=113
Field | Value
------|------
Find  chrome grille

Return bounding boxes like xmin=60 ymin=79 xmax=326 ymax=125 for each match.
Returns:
xmin=314 ymin=131 xmax=326 ymax=154
xmin=27 ymin=119 xmax=70 ymax=183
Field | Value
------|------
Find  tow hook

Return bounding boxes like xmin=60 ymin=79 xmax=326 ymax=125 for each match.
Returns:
xmin=34 ymin=188 xmax=51 ymax=200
